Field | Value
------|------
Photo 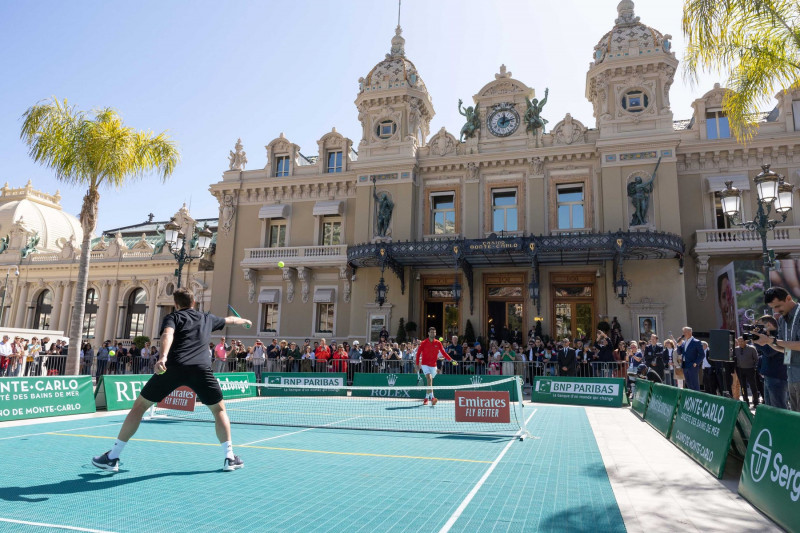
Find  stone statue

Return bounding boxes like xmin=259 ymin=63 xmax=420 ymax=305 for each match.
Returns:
xmin=524 ymin=88 xmax=549 ymax=145
xmin=220 ymin=193 xmax=236 ymax=235
xmin=555 ymin=113 xmax=583 ymax=145
xmin=372 ymin=180 xmax=394 ymax=237
xmin=457 ymin=99 xmax=480 ymax=142
xmin=152 ymin=226 xmax=167 ymax=255
xmin=627 ymin=156 xmax=661 ymax=226
xmin=228 ymin=138 xmax=247 ymax=171
xmin=0 ymin=235 xmax=8 ymax=254
xmin=20 ymin=232 xmax=40 ymax=259
xmin=529 ymin=156 xmax=544 ymax=175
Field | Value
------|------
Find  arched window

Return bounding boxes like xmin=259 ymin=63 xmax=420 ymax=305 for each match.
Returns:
xmin=125 ymin=288 xmax=147 ymax=338
xmin=83 ymin=288 xmax=98 ymax=339
xmin=34 ymin=290 xmax=53 ymax=330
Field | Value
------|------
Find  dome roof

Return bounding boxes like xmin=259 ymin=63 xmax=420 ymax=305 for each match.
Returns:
xmin=0 ymin=181 xmax=83 ymax=253
xmin=593 ymin=1 xmax=672 ymax=65
xmin=359 ymin=26 xmax=427 ymax=95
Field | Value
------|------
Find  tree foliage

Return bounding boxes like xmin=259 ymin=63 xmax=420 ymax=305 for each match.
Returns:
xmin=396 ymin=318 xmax=407 ymax=344
xmin=683 ymin=0 xmax=800 ymax=141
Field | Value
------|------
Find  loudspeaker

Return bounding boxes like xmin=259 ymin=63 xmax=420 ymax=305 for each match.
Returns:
xmin=708 ymin=329 xmax=735 ymax=362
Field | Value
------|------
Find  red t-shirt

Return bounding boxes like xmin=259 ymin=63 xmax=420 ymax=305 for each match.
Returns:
xmin=315 ymin=345 xmax=331 ymax=361
xmin=415 ymin=339 xmax=451 ymax=367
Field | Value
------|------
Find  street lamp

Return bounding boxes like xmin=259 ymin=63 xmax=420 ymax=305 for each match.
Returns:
xmin=615 ymin=271 xmax=629 ymax=304
xmin=719 ymin=164 xmax=794 ymax=279
xmin=0 ymin=266 xmax=19 ymax=326
xmin=375 ymin=276 xmax=388 ymax=307
xmin=164 ymin=218 xmax=213 ymax=288
xmin=452 ymin=279 xmax=462 ymax=306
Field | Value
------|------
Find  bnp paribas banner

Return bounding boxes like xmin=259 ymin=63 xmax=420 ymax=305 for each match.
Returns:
xmin=669 ymin=388 xmax=744 ymax=478
xmin=352 ymin=374 xmax=518 ymax=401
xmin=738 ymin=406 xmax=800 ymax=533
xmin=644 ymin=383 xmax=681 ymax=438
xmin=532 ymin=377 xmax=625 ymax=407
xmin=262 ymin=373 xmax=346 ymax=396
xmin=0 ymin=376 xmax=95 ymax=421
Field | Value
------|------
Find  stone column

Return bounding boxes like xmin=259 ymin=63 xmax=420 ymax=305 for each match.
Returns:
xmin=144 ymin=279 xmax=158 ymax=339
xmin=58 ymin=281 xmax=74 ymax=333
xmin=104 ymin=281 xmax=120 ymax=342
xmin=94 ymin=281 xmax=110 ymax=342
xmin=50 ymin=282 xmax=64 ymax=331
xmin=14 ymin=282 xmax=29 ymax=328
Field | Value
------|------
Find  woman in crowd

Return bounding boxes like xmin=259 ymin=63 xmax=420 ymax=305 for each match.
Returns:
xmin=300 ymin=344 xmax=315 ymax=372
xmin=613 ymin=340 xmax=627 ymax=378
xmin=501 ymin=342 xmax=516 ymax=376
xmin=315 ymin=338 xmax=331 ymax=372
xmin=332 ymin=344 xmax=348 ymax=373
xmin=664 ymin=338 xmax=683 ymax=388
xmin=80 ymin=341 xmax=94 ymax=376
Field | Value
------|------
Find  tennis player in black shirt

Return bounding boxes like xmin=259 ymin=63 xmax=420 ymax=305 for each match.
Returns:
xmin=92 ymin=288 xmax=252 ymax=472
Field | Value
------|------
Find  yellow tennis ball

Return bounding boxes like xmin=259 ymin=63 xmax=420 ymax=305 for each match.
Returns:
xmin=439 ymin=337 xmax=443 ymax=342
xmin=278 ymin=261 xmax=285 ymax=268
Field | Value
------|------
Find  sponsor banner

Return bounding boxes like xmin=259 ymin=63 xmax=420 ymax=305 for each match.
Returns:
xmin=455 ymin=390 xmax=510 ymax=423
xmin=644 ymin=383 xmax=681 ymax=438
xmin=739 ymin=405 xmax=800 ymax=533
xmin=156 ymin=386 xmax=196 ymax=412
xmin=215 ymin=372 xmax=256 ymax=399
xmin=351 ymin=374 xmax=517 ymax=400
xmin=532 ymin=377 xmax=625 ymax=407
xmin=631 ymin=380 xmax=652 ymax=417
xmin=95 ymin=374 xmax=152 ymax=410
xmin=668 ymin=388 xmax=743 ymax=478
xmin=261 ymin=373 xmax=347 ymax=396
xmin=0 ymin=376 xmax=95 ymax=421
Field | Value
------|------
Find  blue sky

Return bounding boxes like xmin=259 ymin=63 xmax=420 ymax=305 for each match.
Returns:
xmin=0 ymin=0 xmax=720 ymax=234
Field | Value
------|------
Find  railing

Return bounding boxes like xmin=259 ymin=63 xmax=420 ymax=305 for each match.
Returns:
xmin=694 ymin=225 xmax=800 ymax=254
xmin=242 ymin=245 xmax=347 ymax=266
xmin=549 ymin=228 xmax=592 ymax=236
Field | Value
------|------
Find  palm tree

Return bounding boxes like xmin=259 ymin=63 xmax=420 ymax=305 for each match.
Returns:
xmin=20 ymin=98 xmax=179 ymax=376
xmin=683 ymin=0 xmax=800 ymax=141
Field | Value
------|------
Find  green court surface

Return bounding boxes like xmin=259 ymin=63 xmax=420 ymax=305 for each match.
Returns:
xmin=0 ymin=405 xmax=625 ymax=533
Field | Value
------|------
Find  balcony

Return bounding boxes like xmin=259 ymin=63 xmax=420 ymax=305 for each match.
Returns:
xmin=241 ymin=244 xmax=348 ymax=268
xmin=693 ymin=226 xmax=800 ymax=256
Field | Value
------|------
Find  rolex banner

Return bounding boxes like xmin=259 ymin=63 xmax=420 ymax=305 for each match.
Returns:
xmin=351 ymin=374 xmax=518 ymax=401
xmin=644 ymin=383 xmax=681 ymax=438
xmin=0 ymin=376 xmax=95 ymax=421
xmin=668 ymin=388 xmax=744 ymax=478
xmin=95 ymin=374 xmax=152 ymax=410
xmin=738 ymin=405 xmax=800 ymax=533
xmin=631 ymin=380 xmax=652 ymax=417
xmin=261 ymin=373 xmax=347 ymax=396
xmin=531 ymin=376 xmax=625 ymax=407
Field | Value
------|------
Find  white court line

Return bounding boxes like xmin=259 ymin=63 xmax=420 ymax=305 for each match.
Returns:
xmin=240 ymin=416 xmax=364 ymax=446
xmin=438 ymin=408 xmax=538 ymax=533
xmin=0 ymin=517 xmax=117 ymax=533
xmin=0 ymin=422 xmax=123 ymax=441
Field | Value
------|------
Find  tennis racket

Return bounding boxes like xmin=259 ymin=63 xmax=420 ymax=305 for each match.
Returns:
xmin=228 ymin=304 xmax=251 ymax=329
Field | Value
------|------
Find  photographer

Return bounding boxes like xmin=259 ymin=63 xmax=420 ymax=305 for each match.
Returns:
xmin=754 ymin=287 xmax=800 ymax=412
xmin=754 ymin=315 xmax=788 ymax=409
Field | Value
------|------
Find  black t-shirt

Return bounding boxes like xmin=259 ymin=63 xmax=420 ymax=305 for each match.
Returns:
xmin=160 ymin=308 xmax=226 ymax=366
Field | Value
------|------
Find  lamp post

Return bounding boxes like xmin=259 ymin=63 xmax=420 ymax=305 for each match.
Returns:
xmin=0 ymin=266 xmax=19 ymax=326
xmin=163 ymin=218 xmax=213 ymax=288
xmin=718 ymin=164 xmax=794 ymax=285
xmin=614 ymin=270 xmax=629 ymax=304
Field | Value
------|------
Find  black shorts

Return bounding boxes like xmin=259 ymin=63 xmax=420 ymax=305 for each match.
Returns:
xmin=140 ymin=365 xmax=223 ymax=406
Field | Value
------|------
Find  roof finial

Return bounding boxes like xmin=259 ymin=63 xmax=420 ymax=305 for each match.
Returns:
xmin=615 ymin=0 xmax=639 ymax=25
xmin=397 ymin=0 xmax=401 ymax=28
xmin=389 ymin=24 xmax=405 ymax=58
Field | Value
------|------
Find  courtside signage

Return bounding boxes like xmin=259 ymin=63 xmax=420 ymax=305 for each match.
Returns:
xmin=156 ymin=386 xmax=196 ymax=411
xmin=644 ymin=383 xmax=681 ymax=438
xmin=669 ymin=389 xmax=742 ymax=478
xmin=739 ymin=405 xmax=800 ymax=532
xmin=215 ymin=372 xmax=256 ymax=399
xmin=455 ymin=390 xmax=510 ymax=423
xmin=631 ymin=380 xmax=652 ymax=417
xmin=532 ymin=377 xmax=625 ymax=407
xmin=0 ymin=376 xmax=95 ymax=421
xmin=95 ymin=374 xmax=151 ymax=410
xmin=262 ymin=373 xmax=347 ymax=396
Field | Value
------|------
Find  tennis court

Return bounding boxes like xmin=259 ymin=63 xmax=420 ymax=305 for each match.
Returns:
xmin=0 ymin=401 xmax=625 ymax=533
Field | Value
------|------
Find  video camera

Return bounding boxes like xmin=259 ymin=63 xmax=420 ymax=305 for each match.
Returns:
xmin=741 ymin=322 xmax=767 ymax=342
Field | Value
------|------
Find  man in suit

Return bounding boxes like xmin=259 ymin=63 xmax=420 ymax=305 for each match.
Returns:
xmin=558 ymin=337 xmax=577 ymax=377
xmin=676 ymin=327 xmax=703 ymax=390
xmin=643 ymin=334 xmax=665 ymax=380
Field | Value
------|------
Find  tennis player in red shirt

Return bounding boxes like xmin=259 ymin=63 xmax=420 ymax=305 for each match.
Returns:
xmin=415 ymin=327 xmax=457 ymax=405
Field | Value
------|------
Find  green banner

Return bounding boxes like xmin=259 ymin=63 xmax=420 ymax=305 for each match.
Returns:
xmin=532 ymin=376 xmax=625 ymax=407
xmin=631 ymin=380 xmax=651 ymax=417
xmin=262 ymin=373 xmax=347 ymax=396
xmin=351 ymin=373 xmax=518 ymax=400
xmin=215 ymin=372 xmax=256 ymax=399
xmin=0 ymin=376 xmax=95 ymax=421
xmin=739 ymin=405 xmax=800 ymax=533
xmin=669 ymin=388 xmax=743 ymax=478
xmin=644 ymin=383 xmax=681 ymax=438
xmin=95 ymin=374 xmax=152 ymax=410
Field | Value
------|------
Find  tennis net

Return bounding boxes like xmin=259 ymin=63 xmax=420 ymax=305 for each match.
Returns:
xmin=147 ymin=376 xmax=529 ymax=438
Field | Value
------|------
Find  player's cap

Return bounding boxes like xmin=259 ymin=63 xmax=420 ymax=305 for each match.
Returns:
xmin=474 ymin=342 xmax=481 ymax=347
xmin=637 ymin=364 xmax=648 ymax=376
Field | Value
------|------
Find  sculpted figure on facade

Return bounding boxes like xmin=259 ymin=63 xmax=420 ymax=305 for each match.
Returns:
xmin=372 ymin=179 xmax=394 ymax=238
xmin=528 ymin=156 xmax=544 ymax=176
xmin=430 ymin=127 xmax=456 ymax=156
xmin=554 ymin=113 xmax=584 ymax=145
xmin=20 ymin=232 xmax=40 ymax=259
xmin=457 ymin=99 xmax=480 ymax=141
xmin=0 ymin=235 xmax=8 ymax=255
xmin=466 ymin=162 xmax=479 ymax=181
xmin=228 ymin=138 xmax=248 ymax=171
xmin=407 ymin=98 xmax=422 ymax=143
xmin=627 ymin=156 xmax=661 ymax=226
xmin=524 ymin=88 xmax=549 ymax=146
xmin=220 ymin=193 xmax=236 ymax=236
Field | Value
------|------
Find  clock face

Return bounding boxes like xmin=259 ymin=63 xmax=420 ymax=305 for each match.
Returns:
xmin=487 ymin=107 xmax=520 ymax=137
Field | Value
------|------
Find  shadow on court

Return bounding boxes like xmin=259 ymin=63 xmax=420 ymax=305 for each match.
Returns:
xmin=538 ymin=502 xmax=626 ymax=533
xmin=0 ymin=470 xmax=217 ymax=503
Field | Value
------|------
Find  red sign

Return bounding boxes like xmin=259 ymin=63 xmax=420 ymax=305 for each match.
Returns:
xmin=156 ymin=386 xmax=197 ymax=411
xmin=454 ymin=390 xmax=510 ymax=423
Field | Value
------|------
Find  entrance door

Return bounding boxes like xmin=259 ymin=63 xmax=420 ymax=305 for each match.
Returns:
xmin=551 ymin=272 xmax=596 ymax=341
xmin=484 ymin=273 xmax=526 ymax=345
xmin=487 ymin=301 xmax=505 ymax=342
xmin=425 ymin=301 xmax=444 ymax=338
xmin=421 ymin=276 xmax=461 ymax=341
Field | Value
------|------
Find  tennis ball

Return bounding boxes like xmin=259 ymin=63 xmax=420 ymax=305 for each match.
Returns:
xmin=439 ymin=337 xmax=443 ymax=341
xmin=278 ymin=261 xmax=285 ymax=268
xmin=108 ymin=350 xmax=115 ymax=357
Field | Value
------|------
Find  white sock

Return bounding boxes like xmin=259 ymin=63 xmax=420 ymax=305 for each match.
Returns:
xmin=222 ymin=441 xmax=234 ymax=460
xmin=108 ymin=439 xmax=126 ymax=460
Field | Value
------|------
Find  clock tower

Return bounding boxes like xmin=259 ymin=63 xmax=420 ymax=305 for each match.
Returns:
xmin=470 ymin=65 xmax=537 ymax=153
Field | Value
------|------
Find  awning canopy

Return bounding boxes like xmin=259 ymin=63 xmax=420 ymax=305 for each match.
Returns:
xmin=258 ymin=288 xmax=280 ymax=304
xmin=312 ymin=200 xmax=344 ymax=216
xmin=258 ymin=204 xmax=291 ymax=219
xmin=313 ymin=288 xmax=335 ymax=303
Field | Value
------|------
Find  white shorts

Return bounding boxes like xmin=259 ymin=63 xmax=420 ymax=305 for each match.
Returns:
xmin=421 ymin=365 xmax=437 ymax=377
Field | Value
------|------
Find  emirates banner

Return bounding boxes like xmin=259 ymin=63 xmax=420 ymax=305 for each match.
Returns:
xmin=455 ymin=390 xmax=510 ymax=423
